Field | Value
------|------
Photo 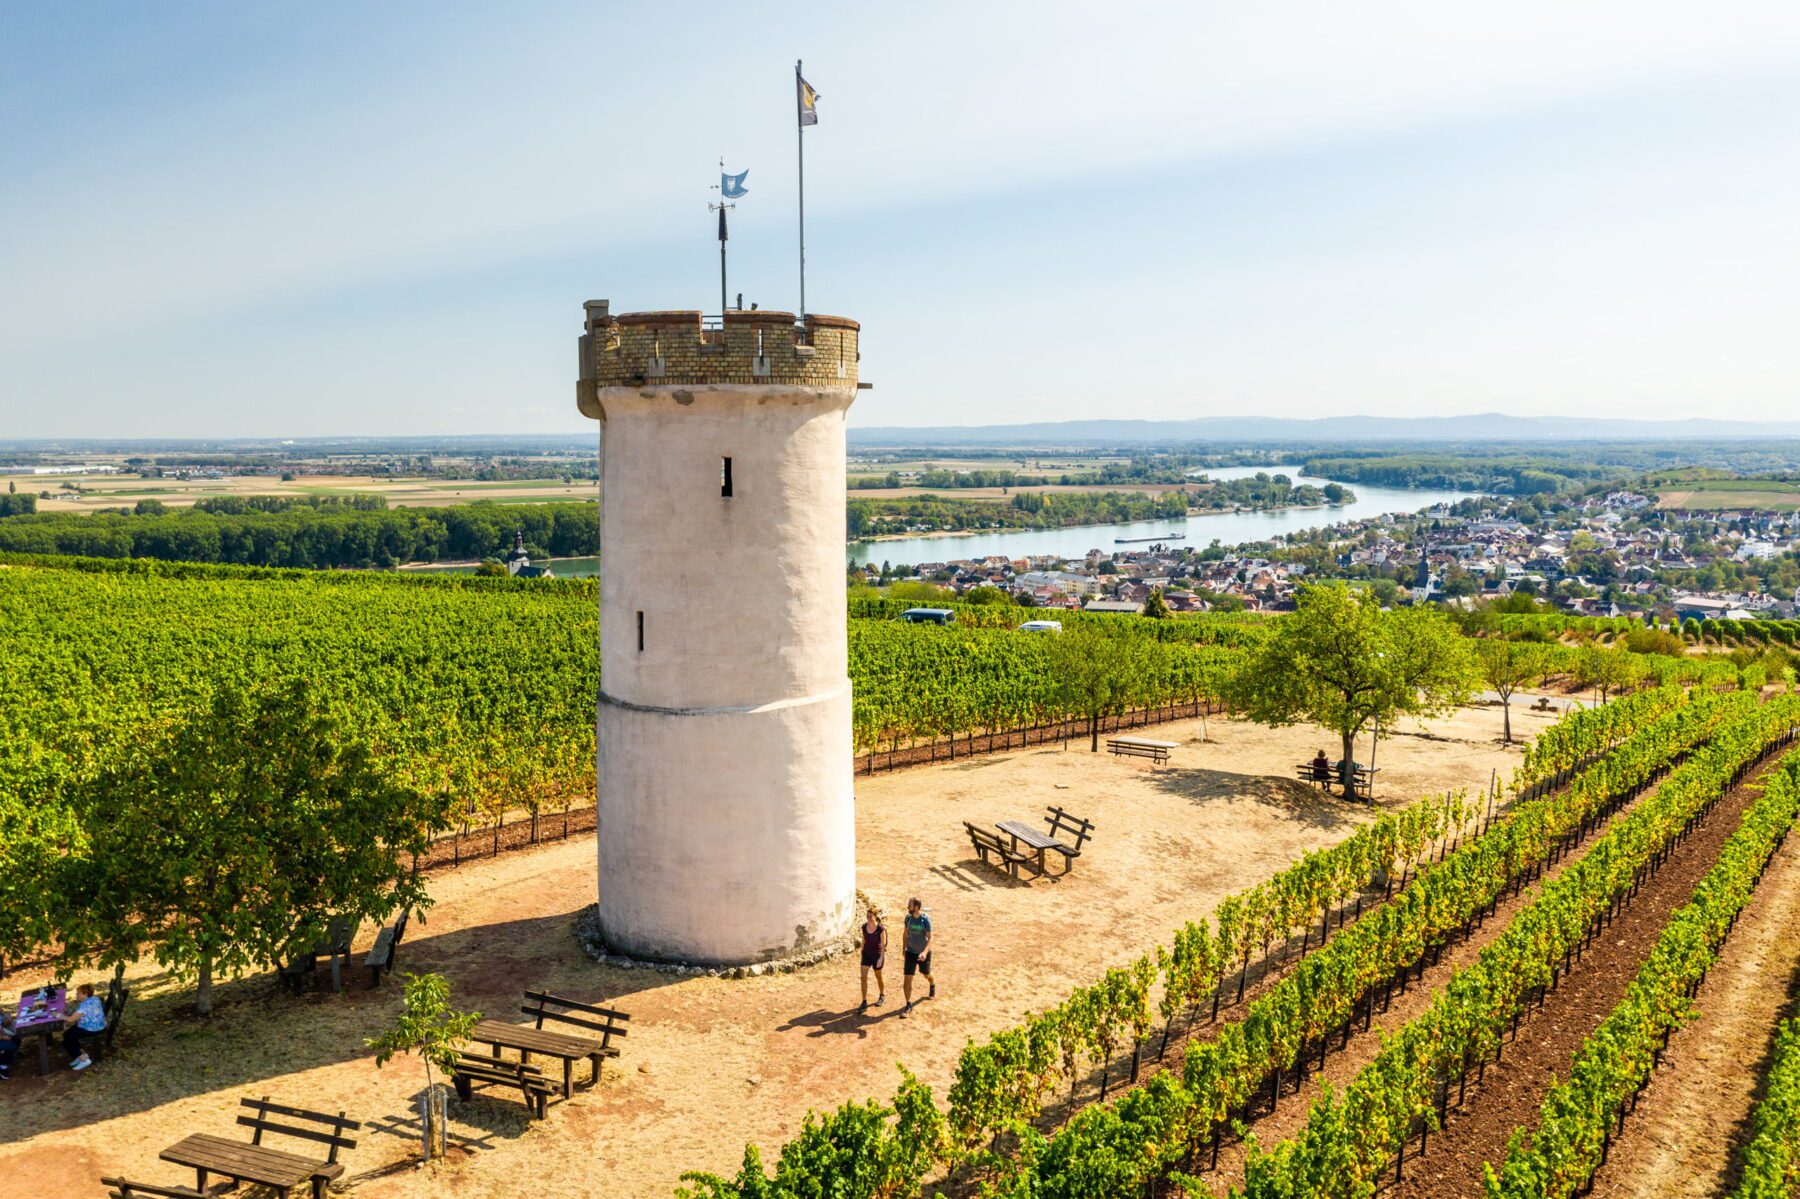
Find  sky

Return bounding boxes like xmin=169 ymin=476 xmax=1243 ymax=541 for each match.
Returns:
xmin=3 ymin=2 xmax=1800 ymax=438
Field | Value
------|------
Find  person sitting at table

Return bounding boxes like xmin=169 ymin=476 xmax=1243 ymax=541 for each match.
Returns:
xmin=62 ymin=983 xmax=107 ymax=1071
xmin=0 ymin=1003 xmax=20 ymax=1081
xmin=1309 ymin=749 xmax=1331 ymax=782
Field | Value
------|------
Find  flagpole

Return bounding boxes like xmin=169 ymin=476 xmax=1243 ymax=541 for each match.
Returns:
xmin=795 ymin=59 xmax=807 ymax=319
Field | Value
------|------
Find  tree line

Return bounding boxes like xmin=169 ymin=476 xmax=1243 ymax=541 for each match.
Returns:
xmin=0 ymin=500 xmax=599 ymax=568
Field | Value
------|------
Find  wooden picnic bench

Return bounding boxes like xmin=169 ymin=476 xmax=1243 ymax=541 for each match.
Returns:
xmin=278 ymin=916 xmax=360 ymax=995
xmin=450 ymin=1051 xmax=557 ymax=1119
xmin=96 ymin=976 xmax=129 ymax=1061
xmin=160 ymin=1096 xmax=359 ymax=1199
xmin=1106 ymin=736 xmax=1177 ymax=764
xmin=469 ymin=991 xmax=630 ymax=1099
xmin=995 ymin=807 xmax=1095 ymax=878
xmin=1295 ymin=761 xmax=1334 ymax=789
xmin=964 ymin=821 xmax=1040 ymax=880
xmin=101 ymin=1177 xmax=205 ymax=1199
xmin=365 ymin=909 xmax=410 ymax=987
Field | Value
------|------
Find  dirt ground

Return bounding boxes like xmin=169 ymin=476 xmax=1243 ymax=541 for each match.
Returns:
xmin=1591 ymin=783 xmax=1800 ymax=1199
xmin=3 ymin=705 xmax=1535 ymax=1199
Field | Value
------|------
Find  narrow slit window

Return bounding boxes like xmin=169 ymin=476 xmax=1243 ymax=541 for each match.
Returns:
xmin=721 ymin=456 xmax=733 ymax=498
xmin=636 ymin=611 xmax=645 ymax=652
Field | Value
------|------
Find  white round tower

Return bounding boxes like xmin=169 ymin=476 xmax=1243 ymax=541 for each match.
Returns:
xmin=576 ymin=304 xmax=861 ymax=965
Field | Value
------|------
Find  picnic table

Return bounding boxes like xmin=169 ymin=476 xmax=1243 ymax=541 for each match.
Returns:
xmin=468 ymin=991 xmax=629 ymax=1099
xmin=1106 ymin=735 xmax=1178 ymax=764
xmin=160 ymin=1097 xmax=358 ymax=1199
xmin=12 ymin=983 xmax=66 ymax=1076
xmin=995 ymin=821 xmax=1062 ymax=876
xmin=280 ymin=916 xmax=360 ymax=994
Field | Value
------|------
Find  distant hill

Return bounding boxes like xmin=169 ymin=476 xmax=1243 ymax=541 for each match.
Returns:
xmin=846 ymin=413 xmax=1800 ymax=446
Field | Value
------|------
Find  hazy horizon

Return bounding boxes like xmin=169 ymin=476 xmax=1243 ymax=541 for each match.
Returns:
xmin=5 ymin=3 xmax=1800 ymax=438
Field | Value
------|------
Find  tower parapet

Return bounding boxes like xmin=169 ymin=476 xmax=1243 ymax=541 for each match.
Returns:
xmin=578 ymin=306 xmax=857 ymax=417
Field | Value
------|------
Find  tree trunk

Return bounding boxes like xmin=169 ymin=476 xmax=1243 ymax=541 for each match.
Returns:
xmin=1090 ymin=712 xmax=1100 ymax=753
xmin=1501 ymin=695 xmax=1513 ymax=745
xmin=1340 ymin=728 xmax=1356 ymax=795
xmin=196 ymin=958 xmax=214 ymax=1015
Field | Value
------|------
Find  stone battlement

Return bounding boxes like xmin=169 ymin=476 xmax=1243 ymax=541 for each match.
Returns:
xmin=577 ymin=303 xmax=858 ymax=409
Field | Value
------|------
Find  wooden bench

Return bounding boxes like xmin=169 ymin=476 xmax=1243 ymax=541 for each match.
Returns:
xmin=1295 ymin=762 xmax=1334 ymax=789
xmin=1531 ymin=696 xmax=1556 ymax=712
xmin=96 ymin=977 xmax=129 ymax=1061
xmin=1106 ymin=736 xmax=1177 ymax=764
xmin=160 ymin=1096 xmax=359 ymax=1199
xmin=450 ymin=1051 xmax=557 ymax=1119
xmin=469 ymin=992 xmax=630 ymax=1098
xmin=1041 ymin=806 xmax=1095 ymax=864
xmin=101 ymin=1178 xmax=206 ymax=1199
xmin=365 ymin=909 xmax=410 ymax=987
xmin=964 ymin=821 xmax=1040 ymax=880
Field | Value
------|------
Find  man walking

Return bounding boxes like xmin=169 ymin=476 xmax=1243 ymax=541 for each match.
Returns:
xmin=899 ymin=897 xmax=935 ymax=1018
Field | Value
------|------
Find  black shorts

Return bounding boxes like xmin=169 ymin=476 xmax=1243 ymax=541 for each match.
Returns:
xmin=904 ymin=948 xmax=933 ymax=977
xmin=860 ymin=948 xmax=885 ymax=969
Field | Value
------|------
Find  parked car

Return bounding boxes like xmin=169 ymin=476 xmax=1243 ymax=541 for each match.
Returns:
xmin=1016 ymin=620 xmax=1063 ymax=633
xmin=900 ymin=607 xmax=956 ymax=625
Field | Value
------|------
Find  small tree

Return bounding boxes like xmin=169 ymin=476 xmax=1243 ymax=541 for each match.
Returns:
xmin=1228 ymin=583 xmax=1475 ymax=780
xmin=1142 ymin=589 xmax=1172 ymax=620
xmin=1048 ymin=627 xmax=1147 ymax=751
xmin=367 ymin=972 xmax=481 ymax=1161
xmin=1475 ymin=639 xmax=1544 ymax=745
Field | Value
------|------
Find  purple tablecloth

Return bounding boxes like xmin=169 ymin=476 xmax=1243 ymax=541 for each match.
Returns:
xmin=14 ymin=984 xmax=67 ymax=1032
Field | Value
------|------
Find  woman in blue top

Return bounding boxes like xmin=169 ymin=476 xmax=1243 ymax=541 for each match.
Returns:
xmin=62 ymin=983 xmax=107 ymax=1071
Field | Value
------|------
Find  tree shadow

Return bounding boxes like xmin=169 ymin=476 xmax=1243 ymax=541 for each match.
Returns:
xmin=1149 ymin=767 xmax=1359 ymax=833
xmin=2 ymin=905 xmax=682 ymax=1142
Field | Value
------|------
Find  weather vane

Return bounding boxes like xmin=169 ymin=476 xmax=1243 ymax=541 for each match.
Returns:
xmin=709 ymin=158 xmax=748 ymax=315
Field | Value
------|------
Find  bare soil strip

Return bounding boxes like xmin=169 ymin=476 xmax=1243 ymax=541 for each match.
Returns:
xmin=1377 ymin=767 xmax=1776 ymax=1199
xmin=1588 ymin=805 xmax=1800 ymax=1199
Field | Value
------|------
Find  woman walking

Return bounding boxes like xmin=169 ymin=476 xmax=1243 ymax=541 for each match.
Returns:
xmin=859 ymin=906 xmax=888 ymax=1012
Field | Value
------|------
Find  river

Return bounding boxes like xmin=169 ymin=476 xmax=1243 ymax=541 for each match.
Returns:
xmin=411 ymin=467 xmax=1483 ymax=577
xmin=843 ymin=467 xmax=1484 ymax=567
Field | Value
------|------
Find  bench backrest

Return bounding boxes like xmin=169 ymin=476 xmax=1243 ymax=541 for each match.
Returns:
xmin=522 ymin=991 xmax=630 ymax=1049
xmin=964 ymin=821 xmax=1005 ymax=849
xmin=103 ymin=983 xmax=129 ymax=1050
xmin=1043 ymin=807 xmax=1094 ymax=849
xmin=238 ymin=1096 xmax=360 ymax=1164
xmin=101 ymin=1178 xmax=203 ymax=1199
xmin=391 ymin=908 xmax=411 ymax=946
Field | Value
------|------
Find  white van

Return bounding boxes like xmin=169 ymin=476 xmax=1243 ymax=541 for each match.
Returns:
xmin=1017 ymin=620 xmax=1063 ymax=633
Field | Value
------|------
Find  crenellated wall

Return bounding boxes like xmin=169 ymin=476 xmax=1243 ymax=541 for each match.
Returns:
xmin=577 ymin=305 xmax=857 ymax=417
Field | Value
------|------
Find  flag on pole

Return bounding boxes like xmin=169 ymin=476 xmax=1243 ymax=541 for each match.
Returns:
xmin=797 ymin=71 xmax=819 ymax=126
xmin=720 ymin=169 xmax=749 ymax=199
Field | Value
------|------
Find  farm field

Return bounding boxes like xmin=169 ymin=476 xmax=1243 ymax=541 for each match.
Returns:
xmin=1654 ymin=478 xmax=1800 ymax=511
xmin=1 ymin=705 xmax=1532 ymax=1199
xmin=2 ymin=471 xmax=598 ymax=512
